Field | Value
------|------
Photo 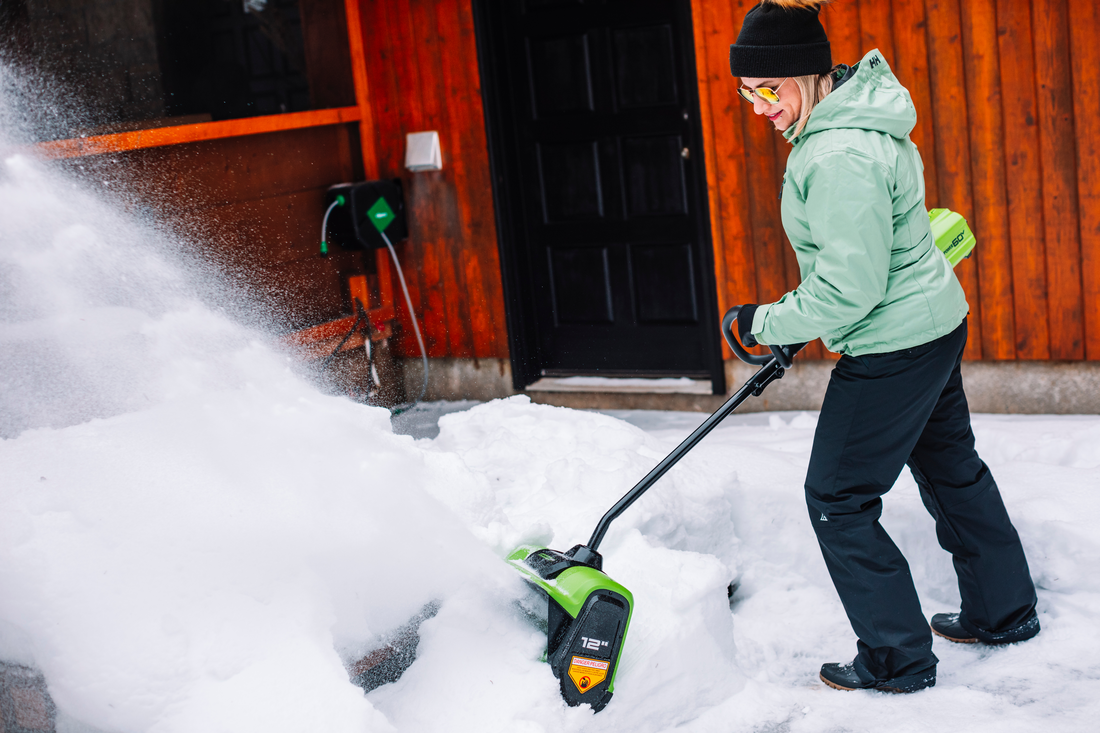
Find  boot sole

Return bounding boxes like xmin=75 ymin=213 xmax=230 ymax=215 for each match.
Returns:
xmin=931 ymin=626 xmax=978 ymax=644
xmin=820 ymin=673 xmax=861 ymax=691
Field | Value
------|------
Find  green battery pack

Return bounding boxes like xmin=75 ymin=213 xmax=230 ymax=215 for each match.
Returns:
xmin=928 ymin=208 xmax=976 ymax=268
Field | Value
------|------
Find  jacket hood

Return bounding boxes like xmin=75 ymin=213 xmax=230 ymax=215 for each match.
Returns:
xmin=784 ymin=48 xmax=917 ymax=144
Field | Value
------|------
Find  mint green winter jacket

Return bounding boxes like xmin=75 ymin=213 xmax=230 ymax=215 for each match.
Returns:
xmin=749 ymin=48 xmax=969 ymax=356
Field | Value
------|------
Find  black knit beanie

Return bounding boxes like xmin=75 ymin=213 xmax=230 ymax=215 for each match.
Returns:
xmin=729 ymin=1 xmax=832 ymax=78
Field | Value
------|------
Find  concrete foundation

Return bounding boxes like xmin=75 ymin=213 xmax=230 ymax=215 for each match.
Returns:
xmin=400 ymin=357 xmax=516 ymax=402
xmin=959 ymin=360 xmax=1100 ymax=414
xmin=399 ymin=357 xmax=1100 ymax=415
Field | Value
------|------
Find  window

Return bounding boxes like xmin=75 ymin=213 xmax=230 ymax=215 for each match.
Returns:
xmin=0 ymin=0 xmax=355 ymax=141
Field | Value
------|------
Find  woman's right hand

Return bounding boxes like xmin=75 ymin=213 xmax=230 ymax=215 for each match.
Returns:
xmin=736 ymin=304 xmax=759 ymax=347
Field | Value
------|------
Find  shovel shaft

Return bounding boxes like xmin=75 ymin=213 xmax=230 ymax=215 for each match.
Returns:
xmin=585 ymin=357 xmax=787 ymax=552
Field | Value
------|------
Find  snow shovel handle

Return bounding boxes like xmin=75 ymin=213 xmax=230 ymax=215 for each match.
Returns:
xmin=582 ymin=315 xmax=805 ymax=554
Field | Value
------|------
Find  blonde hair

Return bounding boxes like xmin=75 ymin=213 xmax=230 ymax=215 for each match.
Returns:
xmin=790 ymin=69 xmax=838 ymax=138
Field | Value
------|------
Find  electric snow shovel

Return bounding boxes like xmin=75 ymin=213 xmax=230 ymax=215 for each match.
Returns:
xmin=508 ymin=307 xmax=804 ymax=712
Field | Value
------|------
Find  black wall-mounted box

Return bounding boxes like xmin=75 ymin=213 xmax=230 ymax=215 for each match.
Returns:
xmin=324 ymin=179 xmax=408 ymax=250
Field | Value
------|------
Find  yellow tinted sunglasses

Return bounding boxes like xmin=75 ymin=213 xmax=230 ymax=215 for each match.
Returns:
xmin=737 ymin=78 xmax=790 ymax=104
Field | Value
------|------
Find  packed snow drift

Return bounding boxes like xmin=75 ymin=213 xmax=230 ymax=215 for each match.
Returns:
xmin=2 ymin=73 xmax=1099 ymax=733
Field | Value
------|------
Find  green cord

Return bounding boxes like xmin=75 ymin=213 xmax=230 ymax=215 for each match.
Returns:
xmin=320 ymin=194 xmax=347 ymax=257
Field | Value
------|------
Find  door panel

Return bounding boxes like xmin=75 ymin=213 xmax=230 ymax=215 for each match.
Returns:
xmin=631 ymin=244 xmax=698 ymax=323
xmin=527 ymin=34 xmax=594 ymax=117
xmin=550 ymin=247 xmax=614 ymax=324
xmin=476 ymin=0 xmax=724 ymax=388
xmin=538 ymin=141 xmax=604 ymax=221
xmin=622 ymin=135 xmax=687 ymax=216
xmin=613 ymin=25 xmax=678 ymax=108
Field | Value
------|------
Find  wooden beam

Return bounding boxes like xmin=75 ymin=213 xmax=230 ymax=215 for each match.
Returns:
xmin=343 ymin=0 xmax=381 ymax=178
xmin=283 ymin=321 xmax=394 ymax=361
xmin=34 ymin=107 xmax=362 ymax=160
xmin=282 ymin=300 xmax=396 ymax=360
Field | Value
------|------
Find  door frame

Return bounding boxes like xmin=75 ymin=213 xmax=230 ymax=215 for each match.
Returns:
xmin=472 ymin=0 xmax=726 ymax=394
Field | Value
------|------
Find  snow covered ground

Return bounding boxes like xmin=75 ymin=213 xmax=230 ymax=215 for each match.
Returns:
xmin=4 ymin=387 xmax=1099 ymax=733
xmin=3 ymin=90 xmax=1099 ymax=733
xmin=385 ymin=401 xmax=1100 ymax=733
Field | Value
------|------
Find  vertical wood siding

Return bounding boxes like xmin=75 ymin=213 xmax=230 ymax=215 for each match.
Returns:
xmin=692 ymin=0 xmax=1099 ymax=361
xmin=1068 ymin=0 xmax=1100 ymax=360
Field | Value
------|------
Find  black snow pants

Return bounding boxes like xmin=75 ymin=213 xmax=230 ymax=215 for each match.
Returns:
xmin=805 ymin=319 xmax=1037 ymax=682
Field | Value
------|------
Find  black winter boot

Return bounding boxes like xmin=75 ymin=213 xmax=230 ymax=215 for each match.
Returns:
xmin=931 ymin=610 xmax=1040 ymax=645
xmin=929 ymin=613 xmax=977 ymax=643
xmin=819 ymin=659 xmax=936 ymax=693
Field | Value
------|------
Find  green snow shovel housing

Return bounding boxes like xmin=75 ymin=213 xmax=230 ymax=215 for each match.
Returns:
xmin=511 ymin=208 xmax=974 ymax=712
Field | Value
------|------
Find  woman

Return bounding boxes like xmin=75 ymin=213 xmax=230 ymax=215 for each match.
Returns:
xmin=728 ymin=0 xmax=1040 ymax=693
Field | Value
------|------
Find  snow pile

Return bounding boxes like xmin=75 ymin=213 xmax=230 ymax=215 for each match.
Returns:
xmin=390 ymin=398 xmax=746 ymax=732
xmin=0 ymin=388 xmax=511 ymax=733
xmin=0 ymin=147 xmax=519 ymax=733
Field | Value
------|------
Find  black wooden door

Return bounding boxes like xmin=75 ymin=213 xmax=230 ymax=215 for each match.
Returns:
xmin=476 ymin=0 xmax=725 ymax=392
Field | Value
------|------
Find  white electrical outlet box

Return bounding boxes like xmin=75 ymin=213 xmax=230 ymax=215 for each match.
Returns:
xmin=405 ymin=131 xmax=442 ymax=172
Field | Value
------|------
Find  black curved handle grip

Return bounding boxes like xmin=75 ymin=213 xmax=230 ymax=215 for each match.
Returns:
xmin=722 ymin=306 xmax=772 ymax=366
xmin=722 ymin=306 xmax=806 ymax=368
xmin=769 ymin=344 xmax=793 ymax=369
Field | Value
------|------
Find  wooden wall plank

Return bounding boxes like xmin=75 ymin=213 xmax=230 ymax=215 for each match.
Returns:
xmin=411 ymin=0 xmax=471 ymax=359
xmin=1068 ymin=0 xmax=1100 ymax=360
xmin=891 ymin=0 xmax=939 ymax=205
xmin=443 ymin=0 xmax=511 ymax=359
xmin=435 ymin=0 xmax=482 ymax=358
xmin=820 ymin=0 xmax=862 ymax=65
xmin=996 ymin=0 xmax=1051 ymax=360
xmin=959 ymin=0 xmax=1015 ymax=359
xmin=858 ymin=0 xmax=895 ymax=61
xmin=1032 ymin=0 xmax=1085 ymax=359
xmin=924 ymin=0 xmax=982 ymax=359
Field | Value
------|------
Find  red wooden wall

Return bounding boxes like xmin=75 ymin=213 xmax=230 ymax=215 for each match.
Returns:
xmin=693 ymin=0 xmax=1100 ymax=361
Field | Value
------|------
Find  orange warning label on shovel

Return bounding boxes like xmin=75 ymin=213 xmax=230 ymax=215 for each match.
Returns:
xmin=568 ymin=656 xmax=609 ymax=693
